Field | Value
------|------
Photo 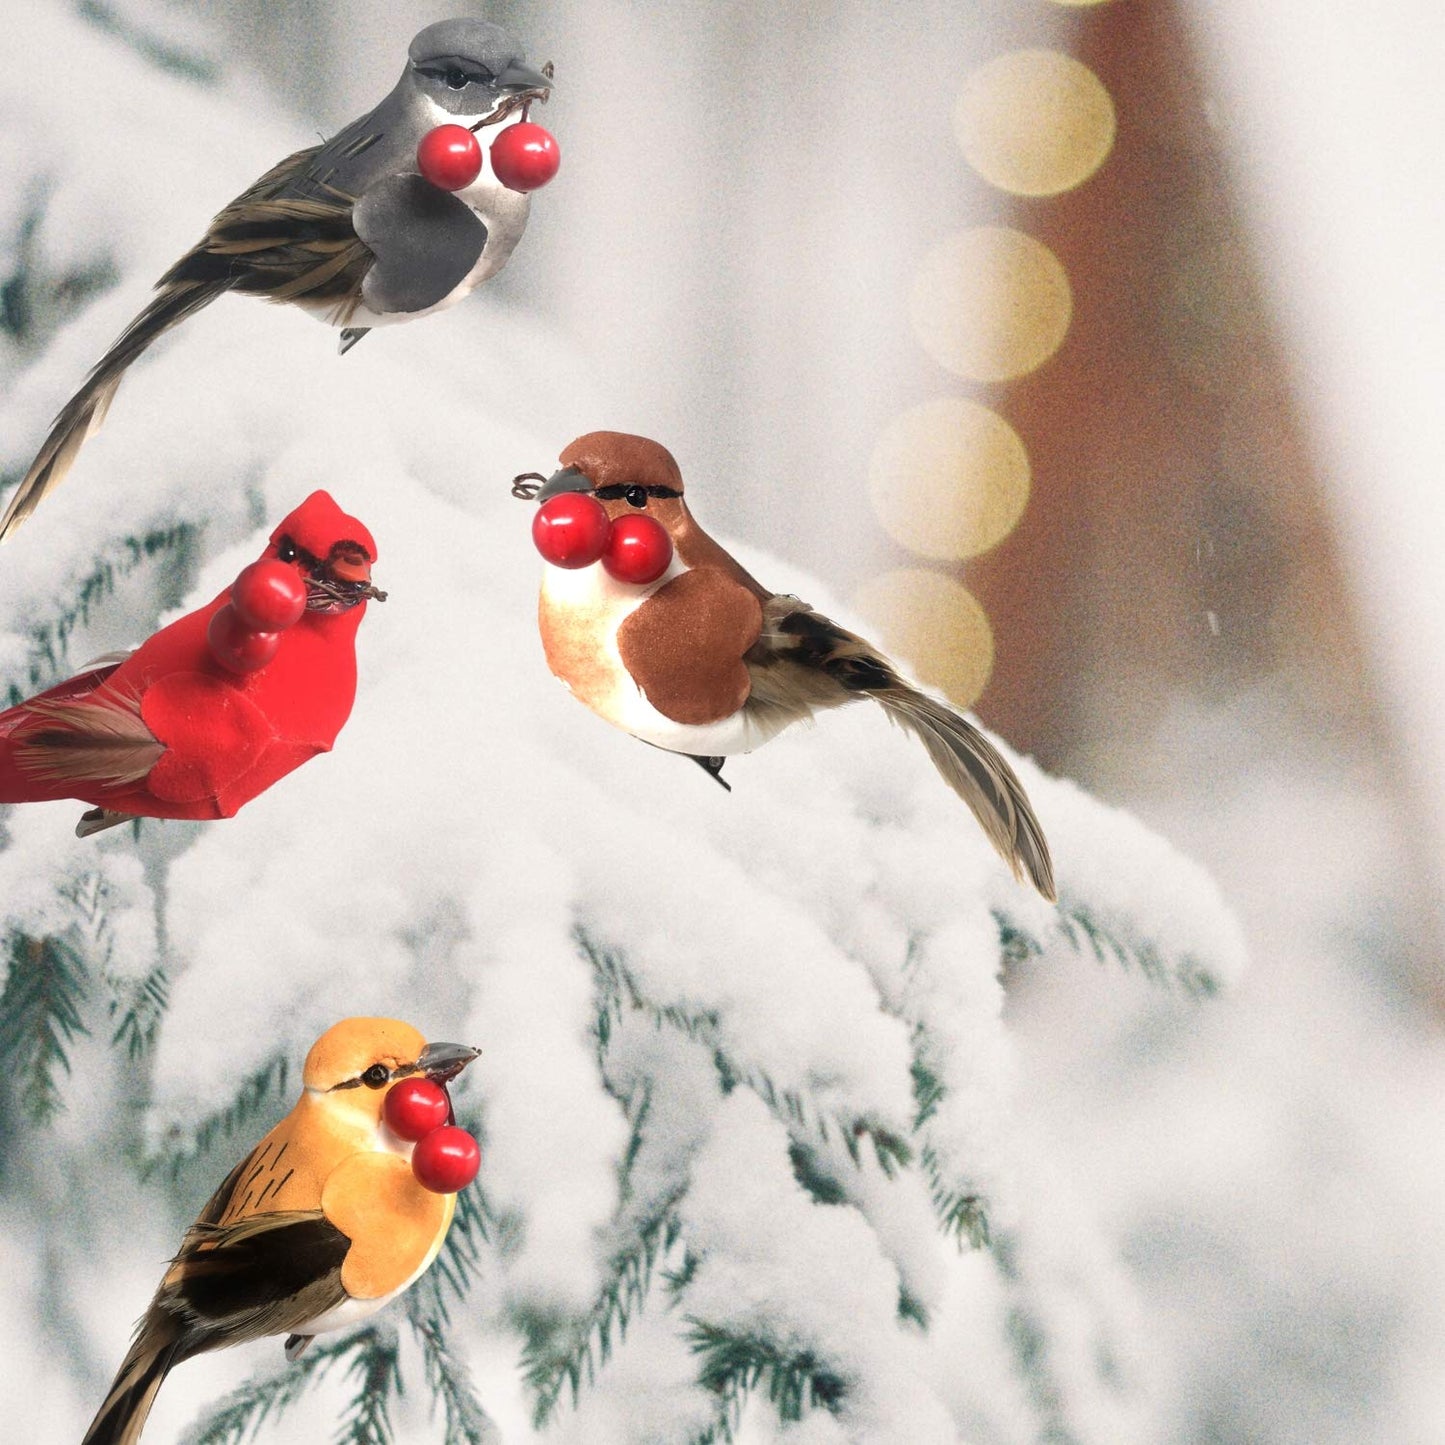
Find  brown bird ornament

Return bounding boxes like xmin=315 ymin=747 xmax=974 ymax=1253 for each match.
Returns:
xmin=522 ymin=431 xmax=1056 ymax=900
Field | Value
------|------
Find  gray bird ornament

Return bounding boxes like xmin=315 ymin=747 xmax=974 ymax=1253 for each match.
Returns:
xmin=2 ymin=17 xmax=554 ymax=542
xmin=523 ymin=432 xmax=1057 ymax=901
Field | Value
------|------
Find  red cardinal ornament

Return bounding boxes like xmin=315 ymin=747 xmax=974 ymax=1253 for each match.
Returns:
xmin=0 ymin=491 xmax=384 ymax=836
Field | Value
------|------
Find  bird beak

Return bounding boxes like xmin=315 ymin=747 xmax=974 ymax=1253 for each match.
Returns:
xmin=498 ymin=59 xmax=554 ymax=93
xmin=535 ymin=466 xmax=592 ymax=501
xmin=328 ymin=554 xmax=372 ymax=585
xmin=416 ymin=1041 xmax=480 ymax=1084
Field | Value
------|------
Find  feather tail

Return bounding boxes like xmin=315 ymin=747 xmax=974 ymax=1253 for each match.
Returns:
xmin=81 ymin=1321 xmax=183 ymax=1445
xmin=13 ymin=685 xmax=163 ymax=789
xmin=875 ymin=686 xmax=1056 ymax=901
xmin=0 ymin=278 xmax=228 ymax=542
xmin=754 ymin=606 xmax=1056 ymax=900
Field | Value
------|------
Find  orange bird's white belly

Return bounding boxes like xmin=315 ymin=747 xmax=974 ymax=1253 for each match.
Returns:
xmin=539 ymin=561 xmax=789 ymax=758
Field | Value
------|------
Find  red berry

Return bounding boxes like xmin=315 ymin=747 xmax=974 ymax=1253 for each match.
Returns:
xmin=384 ymin=1077 xmax=451 ymax=1141
xmin=533 ymin=492 xmax=610 ymax=569
xmin=207 ymin=605 xmax=280 ymax=674
xmin=232 ymin=560 xmax=307 ymax=632
xmin=489 ymin=122 xmax=560 ymax=192
xmin=417 ymin=124 xmax=483 ymax=191
xmin=602 ymin=514 xmax=673 ymax=585
xmin=412 ymin=1125 xmax=481 ymax=1194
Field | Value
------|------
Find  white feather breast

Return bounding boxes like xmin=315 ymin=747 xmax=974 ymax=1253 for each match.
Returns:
xmin=539 ymin=559 xmax=790 ymax=757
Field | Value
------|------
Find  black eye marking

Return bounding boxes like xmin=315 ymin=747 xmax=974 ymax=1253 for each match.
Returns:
xmin=594 ymin=485 xmax=682 ymax=503
xmin=362 ymin=1063 xmax=390 ymax=1089
xmin=418 ymin=60 xmax=493 ymax=89
xmin=277 ymin=537 xmax=298 ymax=563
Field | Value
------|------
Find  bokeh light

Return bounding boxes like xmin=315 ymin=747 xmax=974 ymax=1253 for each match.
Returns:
xmin=868 ymin=397 xmax=1030 ymax=562
xmin=954 ymin=49 xmax=1117 ymax=196
xmin=853 ymin=567 xmax=995 ymax=707
xmin=910 ymin=226 xmax=1073 ymax=382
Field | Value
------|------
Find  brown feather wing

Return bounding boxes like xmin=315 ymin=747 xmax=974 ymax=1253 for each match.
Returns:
xmin=745 ymin=599 xmax=1056 ymax=900
xmin=161 ymin=1209 xmax=351 ymax=1339
xmin=161 ymin=143 xmax=373 ymax=320
xmin=16 ymin=683 xmax=163 ymax=787
xmin=617 ymin=567 xmax=764 ymax=725
xmin=81 ymin=1209 xmax=350 ymax=1445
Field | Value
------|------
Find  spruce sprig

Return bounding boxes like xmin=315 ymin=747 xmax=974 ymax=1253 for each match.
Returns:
xmin=994 ymin=901 xmax=1221 ymax=997
xmin=0 ymin=932 xmax=91 ymax=1124
xmin=148 ymin=1053 xmax=289 ymax=1180
xmin=580 ymin=927 xmax=912 ymax=1175
xmin=520 ymin=1194 xmax=684 ymax=1426
xmin=332 ymin=1326 xmax=402 ymax=1445
xmin=409 ymin=1302 xmax=501 ymax=1445
xmin=685 ymin=1321 xmax=847 ymax=1443
xmin=7 ymin=522 xmax=198 ymax=703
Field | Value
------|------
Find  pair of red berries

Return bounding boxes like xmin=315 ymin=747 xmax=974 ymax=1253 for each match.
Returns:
xmin=383 ymin=1077 xmax=481 ymax=1194
xmin=532 ymin=492 xmax=674 ymax=585
xmin=207 ymin=559 xmax=310 ymax=675
xmin=416 ymin=121 xmax=561 ymax=194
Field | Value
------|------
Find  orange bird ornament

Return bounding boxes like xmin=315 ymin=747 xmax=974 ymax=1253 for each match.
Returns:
xmin=524 ymin=431 xmax=1055 ymax=900
xmin=82 ymin=1017 xmax=481 ymax=1445
xmin=0 ymin=490 xmax=383 ymax=835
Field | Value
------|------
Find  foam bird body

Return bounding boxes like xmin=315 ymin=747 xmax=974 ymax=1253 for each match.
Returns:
xmin=0 ymin=490 xmax=379 ymax=834
xmin=3 ymin=17 xmax=553 ymax=540
xmin=81 ymin=1018 xmax=480 ymax=1445
xmin=532 ymin=432 xmax=1057 ymax=900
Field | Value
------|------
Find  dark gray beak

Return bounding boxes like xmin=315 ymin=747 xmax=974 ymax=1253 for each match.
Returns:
xmin=536 ymin=466 xmax=593 ymax=501
xmin=416 ymin=1041 xmax=480 ymax=1084
xmin=498 ymin=60 xmax=553 ymax=93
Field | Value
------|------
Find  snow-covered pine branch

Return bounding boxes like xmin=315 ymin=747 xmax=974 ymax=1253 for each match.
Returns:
xmin=0 ymin=6 xmax=1246 ymax=1444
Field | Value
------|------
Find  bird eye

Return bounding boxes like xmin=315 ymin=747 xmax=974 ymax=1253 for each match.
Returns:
xmin=362 ymin=1063 xmax=390 ymax=1088
xmin=446 ymin=68 xmax=469 ymax=89
xmin=624 ymin=486 xmax=647 ymax=508
xmin=277 ymin=538 xmax=298 ymax=564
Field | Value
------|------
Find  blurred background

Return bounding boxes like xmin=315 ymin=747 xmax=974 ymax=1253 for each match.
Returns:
xmin=8 ymin=0 xmax=1445 ymax=1439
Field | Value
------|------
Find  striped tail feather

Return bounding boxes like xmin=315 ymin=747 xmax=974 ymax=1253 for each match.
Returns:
xmin=753 ymin=604 xmax=1057 ymax=901
xmin=80 ymin=1322 xmax=184 ymax=1445
xmin=873 ymin=685 xmax=1057 ymax=901
xmin=0 ymin=277 xmax=229 ymax=543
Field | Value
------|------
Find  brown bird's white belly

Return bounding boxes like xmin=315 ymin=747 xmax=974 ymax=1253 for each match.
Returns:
xmin=539 ymin=560 xmax=790 ymax=757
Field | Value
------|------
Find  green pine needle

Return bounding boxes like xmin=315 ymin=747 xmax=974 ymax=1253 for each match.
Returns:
xmin=8 ymin=523 xmax=197 ymax=704
xmin=107 ymin=964 xmax=169 ymax=1060
xmin=579 ymin=927 xmax=912 ymax=1177
xmin=686 ymin=1320 xmax=847 ymax=1443
xmin=521 ymin=1196 xmax=683 ymax=1427
xmin=920 ymin=1143 xmax=991 ymax=1250
xmin=179 ymin=1331 xmax=363 ymax=1445
xmin=76 ymin=0 xmax=221 ymax=85
xmin=332 ymin=1327 xmax=402 ymax=1445
xmin=148 ymin=1053 xmax=289 ymax=1180
xmin=416 ymin=1182 xmax=492 ymax=1327
xmin=0 ymin=196 xmax=119 ymax=353
xmin=409 ymin=1303 xmax=500 ymax=1445
xmin=995 ymin=903 xmax=1221 ymax=998
xmin=0 ymin=932 xmax=91 ymax=1125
